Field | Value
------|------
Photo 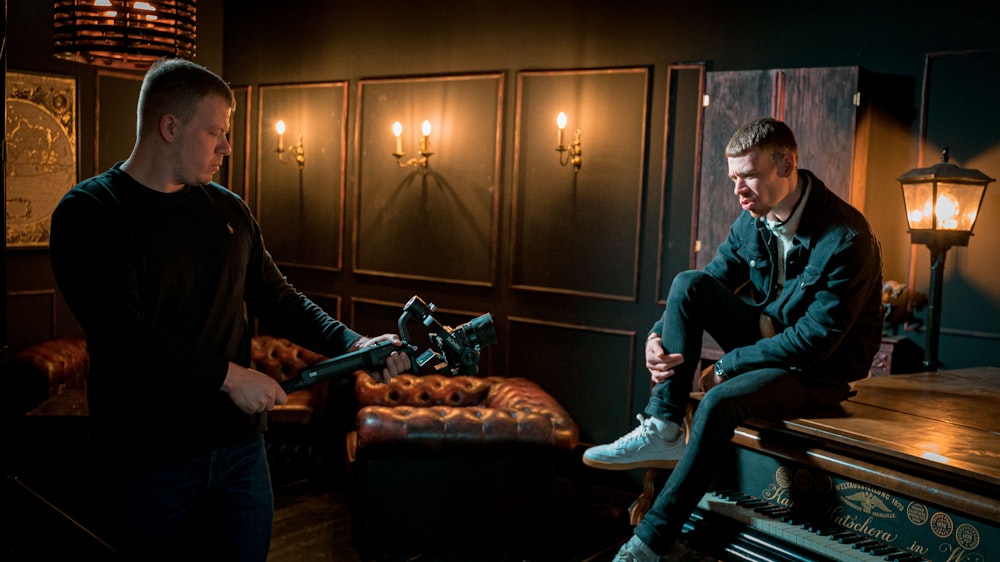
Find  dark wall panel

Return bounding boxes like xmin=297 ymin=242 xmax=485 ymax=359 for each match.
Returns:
xmin=6 ymin=290 xmax=55 ymax=348
xmin=659 ymin=64 xmax=705 ymax=300
xmin=694 ymin=70 xmax=774 ymax=271
xmin=507 ymin=317 xmax=636 ymax=445
xmin=354 ymin=74 xmax=503 ymax=286
xmin=95 ymin=71 xmax=141 ymax=177
xmin=226 ymin=86 xmax=252 ymax=201
xmin=511 ymin=68 xmax=648 ymax=301
xmin=257 ymin=82 xmax=348 ymax=271
xmin=917 ymin=50 xmax=1000 ymax=368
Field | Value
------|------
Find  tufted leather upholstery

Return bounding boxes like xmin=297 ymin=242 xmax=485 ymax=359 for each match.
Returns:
xmin=347 ymin=373 xmax=579 ymax=558
xmin=352 ymin=374 xmax=579 ymax=452
xmin=11 ymin=334 xmax=331 ymax=427
xmin=9 ymin=336 xmax=89 ymax=416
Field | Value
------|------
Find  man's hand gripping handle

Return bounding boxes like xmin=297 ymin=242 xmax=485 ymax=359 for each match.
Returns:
xmin=280 ymin=340 xmax=418 ymax=392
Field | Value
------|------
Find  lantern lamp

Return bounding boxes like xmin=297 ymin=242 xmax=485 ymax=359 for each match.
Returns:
xmin=897 ymin=148 xmax=994 ymax=371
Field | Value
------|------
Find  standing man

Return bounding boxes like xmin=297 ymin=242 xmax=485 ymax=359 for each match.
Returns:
xmin=49 ymin=58 xmax=410 ymax=561
xmin=583 ymin=118 xmax=883 ymax=561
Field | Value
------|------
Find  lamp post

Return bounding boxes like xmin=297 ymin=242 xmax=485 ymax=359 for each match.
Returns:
xmin=898 ymin=149 xmax=994 ymax=371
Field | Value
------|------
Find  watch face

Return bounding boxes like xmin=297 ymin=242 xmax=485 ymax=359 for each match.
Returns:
xmin=714 ymin=361 xmax=726 ymax=379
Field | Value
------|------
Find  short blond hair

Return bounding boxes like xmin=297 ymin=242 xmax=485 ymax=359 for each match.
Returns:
xmin=725 ymin=117 xmax=797 ymax=164
xmin=136 ymin=58 xmax=235 ymax=136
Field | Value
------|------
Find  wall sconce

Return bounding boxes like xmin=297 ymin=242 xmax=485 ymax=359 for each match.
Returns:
xmin=898 ymin=148 xmax=994 ymax=371
xmin=53 ymin=0 xmax=197 ymax=70
xmin=392 ymin=119 xmax=433 ymax=173
xmin=555 ymin=112 xmax=582 ymax=173
xmin=275 ymin=120 xmax=305 ymax=169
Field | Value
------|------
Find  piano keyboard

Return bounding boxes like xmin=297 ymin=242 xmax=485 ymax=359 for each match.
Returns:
xmin=694 ymin=490 xmax=929 ymax=562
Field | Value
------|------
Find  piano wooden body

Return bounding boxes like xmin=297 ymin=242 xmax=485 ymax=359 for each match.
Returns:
xmin=649 ymin=367 xmax=1000 ymax=561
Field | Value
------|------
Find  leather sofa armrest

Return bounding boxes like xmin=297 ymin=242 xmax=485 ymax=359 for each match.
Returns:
xmin=10 ymin=336 xmax=89 ymax=414
xmin=251 ymin=335 xmax=329 ymax=425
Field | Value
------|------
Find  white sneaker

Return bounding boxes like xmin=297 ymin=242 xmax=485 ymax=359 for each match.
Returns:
xmin=612 ymin=535 xmax=663 ymax=562
xmin=582 ymin=414 xmax=686 ymax=470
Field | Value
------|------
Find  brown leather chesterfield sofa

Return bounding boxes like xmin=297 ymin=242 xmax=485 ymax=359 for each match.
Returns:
xmin=11 ymin=335 xmax=582 ymax=558
xmin=8 ymin=334 xmax=339 ymax=479
xmin=10 ymin=334 xmax=330 ymax=423
xmin=347 ymin=373 xmax=580 ymax=559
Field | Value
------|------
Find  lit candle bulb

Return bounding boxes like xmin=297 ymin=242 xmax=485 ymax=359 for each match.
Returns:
xmin=275 ymin=120 xmax=286 ymax=152
xmin=557 ymin=112 xmax=567 ymax=147
xmin=420 ymin=120 xmax=431 ymax=153
xmin=392 ymin=121 xmax=403 ymax=155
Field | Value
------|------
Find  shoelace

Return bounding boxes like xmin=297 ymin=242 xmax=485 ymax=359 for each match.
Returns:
xmin=612 ymin=414 xmax=655 ymax=448
xmin=613 ymin=545 xmax=658 ymax=562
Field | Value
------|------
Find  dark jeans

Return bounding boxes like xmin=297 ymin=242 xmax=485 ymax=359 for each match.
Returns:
xmin=636 ymin=271 xmax=850 ymax=553
xmin=118 ymin=435 xmax=274 ymax=562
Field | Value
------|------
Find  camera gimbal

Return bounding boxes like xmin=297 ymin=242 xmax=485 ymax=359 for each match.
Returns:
xmin=280 ymin=295 xmax=496 ymax=392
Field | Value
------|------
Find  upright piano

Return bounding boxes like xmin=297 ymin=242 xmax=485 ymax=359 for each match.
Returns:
xmin=652 ymin=367 xmax=1000 ymax=561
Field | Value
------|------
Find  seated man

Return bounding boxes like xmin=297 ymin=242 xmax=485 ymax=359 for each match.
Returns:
xmin=583 ymin=118 xmax=884 ymax=561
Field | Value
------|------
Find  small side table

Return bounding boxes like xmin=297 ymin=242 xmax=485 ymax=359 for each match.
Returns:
xmin=870 ymin=335 xmax=922 ymax=376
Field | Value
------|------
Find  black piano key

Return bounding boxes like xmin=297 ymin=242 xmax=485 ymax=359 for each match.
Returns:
xmin=837 ymin=534 xmax=868 ymax=544
xmin=754 ymin=505 xmax=785 ymax=515
xmin=866 ymin=544 xmax=896 ymax=555
xmin=827 ymin=530 xmax=854 ymax=540
xmin=780 ymin=513 xmax=807 ymax=525
xmin=758 ymin=506 xmax=791 ymax=517
xmin=798 ymin=520 xmax=826 ymax=532
xmin=719 ymin=490 xmax=751 ymax=501
xmin=888 ymin=555 xmax=926 ymax=562
xmin=814 ymin=525 xmax=843 ymax=536
xmin=852 ymin=539 xmax=880 ymax=550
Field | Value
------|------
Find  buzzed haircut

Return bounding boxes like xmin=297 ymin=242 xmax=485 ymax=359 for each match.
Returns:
xmin=725 ymin=117 xmax=798 ymax=163
xmin=136 ymin=58 xmax=235 ymax=136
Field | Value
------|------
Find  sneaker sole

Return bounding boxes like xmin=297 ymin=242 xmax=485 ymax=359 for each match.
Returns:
xmin=581 ymin=455 xmax=679 ymax=471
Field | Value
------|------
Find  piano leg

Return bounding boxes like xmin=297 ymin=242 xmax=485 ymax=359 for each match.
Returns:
xmin=630 ymin=468 xmax=660 ymax=525
xmin=629 ymin=399 xmax=699 ymax=525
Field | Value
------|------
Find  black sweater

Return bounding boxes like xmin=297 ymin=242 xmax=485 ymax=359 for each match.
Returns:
xmin=50 ymin=165 xmax=360 ymax=466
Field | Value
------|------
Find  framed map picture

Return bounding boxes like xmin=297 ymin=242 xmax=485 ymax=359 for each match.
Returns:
xmin=5 ymin=71 xmax=77 ymax=248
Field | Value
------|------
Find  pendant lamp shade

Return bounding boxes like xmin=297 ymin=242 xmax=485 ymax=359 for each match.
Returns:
xmin=53 ymin=0 xmax=197 ymax=70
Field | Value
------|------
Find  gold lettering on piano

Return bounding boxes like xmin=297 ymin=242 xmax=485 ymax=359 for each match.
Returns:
xmin=775 ymin=466 xmax=793 ymax=489
xmin=941 ymin=545 xmax=978 ymax=562
xmin=931 ymin=511 xmax=955 ymax=538
xmin=906 ymin=501 xmax=930 ymax=525
xmin=836 ymin=481 xmax=905 ymax=519
xmin=954 ymin=523 xmax=981 ymax=550
xmin=827 ymin=506 xmax=900 ymax=543
xmin=761 ymin=483 xmax=795 ymax=507
xmin=908 ymin=540 xmax=930 ymax=555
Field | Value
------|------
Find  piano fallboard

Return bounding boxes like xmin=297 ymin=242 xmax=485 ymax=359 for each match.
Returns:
xmin=684 ymin=367 xmax=1000 ymax=562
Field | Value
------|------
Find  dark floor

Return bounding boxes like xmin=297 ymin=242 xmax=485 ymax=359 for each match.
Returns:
xmin=266 ymin=458 xmax=713 ymax=562
xmin=2 ymin=425 xmax=710 ymax=562
xmin=266 ymin=456 xmax=642 ymax=562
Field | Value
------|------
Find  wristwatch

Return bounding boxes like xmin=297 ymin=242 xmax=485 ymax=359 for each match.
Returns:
xmin=714 ymin=359 xmax=729 ymax=381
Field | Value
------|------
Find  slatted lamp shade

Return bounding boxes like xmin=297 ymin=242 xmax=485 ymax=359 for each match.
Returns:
xmin=53 ymin=0 xmax=197 ymax=70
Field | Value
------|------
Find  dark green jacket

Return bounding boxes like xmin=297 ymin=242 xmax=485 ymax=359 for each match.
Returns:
xmin=704 ymin=170 xmax=884 ymax=383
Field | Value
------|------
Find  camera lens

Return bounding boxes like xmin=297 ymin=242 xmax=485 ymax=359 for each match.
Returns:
xmin=464 ymin=313 xmax=497 ymax=347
